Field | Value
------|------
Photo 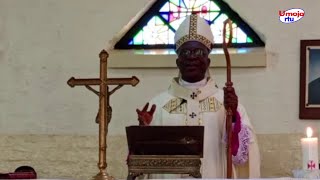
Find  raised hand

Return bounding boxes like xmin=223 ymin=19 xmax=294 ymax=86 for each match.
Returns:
xmin=224 ymin=87 xmax=241 ymax=156
xmin=136 ymin=103 xmax=156 ymax=126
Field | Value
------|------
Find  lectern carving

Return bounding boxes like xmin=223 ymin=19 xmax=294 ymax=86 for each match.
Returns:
xmin=126 ymin=126 xmax=204 ymax=180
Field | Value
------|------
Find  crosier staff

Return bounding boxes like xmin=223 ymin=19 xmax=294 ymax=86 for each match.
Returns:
xmin=222 ymin=19 xmax=234 ymax=179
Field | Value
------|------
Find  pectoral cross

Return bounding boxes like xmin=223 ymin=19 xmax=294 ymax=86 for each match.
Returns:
xmin=67 ymin=50 xmax=139 ymax=180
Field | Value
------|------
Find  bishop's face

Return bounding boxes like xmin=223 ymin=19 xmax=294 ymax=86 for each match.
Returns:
xmin=176 ymin=41 xmax=211 ymax=83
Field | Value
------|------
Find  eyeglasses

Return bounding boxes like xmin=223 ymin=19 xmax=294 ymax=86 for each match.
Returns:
xmin=178 ymin=48 xmax=207 ymax=58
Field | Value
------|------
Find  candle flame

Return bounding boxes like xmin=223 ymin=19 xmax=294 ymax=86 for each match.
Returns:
xmin=307 ymin=127 xmax=313 ymax=138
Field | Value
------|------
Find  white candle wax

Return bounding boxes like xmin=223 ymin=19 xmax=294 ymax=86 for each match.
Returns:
xmin=301 ymin=127 xmax=319 ymax=170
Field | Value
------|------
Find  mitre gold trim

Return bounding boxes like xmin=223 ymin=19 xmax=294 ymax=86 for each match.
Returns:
xmin=176 ymin=14 xmax=212 ymax=50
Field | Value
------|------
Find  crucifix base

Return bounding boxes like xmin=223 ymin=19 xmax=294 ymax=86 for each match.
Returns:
xmin=92 ymin=171 xmax=115 ymax=180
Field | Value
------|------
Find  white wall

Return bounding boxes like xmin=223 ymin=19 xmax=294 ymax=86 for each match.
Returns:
xmin=0 ymin=0 xmax=320 ymax=136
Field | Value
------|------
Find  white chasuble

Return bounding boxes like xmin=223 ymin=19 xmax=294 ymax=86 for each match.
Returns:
xmin=147 ymin=77 xmax=260 ymax=179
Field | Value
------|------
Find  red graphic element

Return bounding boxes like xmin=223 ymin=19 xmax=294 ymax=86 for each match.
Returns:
xmin=308 ymin=160 xmax=316 ymax=170
xmin=201 ymin=6 xmax=208 ymax=15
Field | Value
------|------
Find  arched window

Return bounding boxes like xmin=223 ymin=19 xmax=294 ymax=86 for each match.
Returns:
xmin=114 ymin=0 xmax=264 ymax=49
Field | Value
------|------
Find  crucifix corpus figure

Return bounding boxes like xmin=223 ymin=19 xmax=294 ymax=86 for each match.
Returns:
xmin=67 ymin=50 xmax=139 ymax=180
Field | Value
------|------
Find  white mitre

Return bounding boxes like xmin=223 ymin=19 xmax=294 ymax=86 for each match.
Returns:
xmin=174 ymin=13 xmax=214 ymax=51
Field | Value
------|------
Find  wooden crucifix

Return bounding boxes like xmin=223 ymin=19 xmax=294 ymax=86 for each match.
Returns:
xmin=67 ymin=50 xmax=139 ymax=180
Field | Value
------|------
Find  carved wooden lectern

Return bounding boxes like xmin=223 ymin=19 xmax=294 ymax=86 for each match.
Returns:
xmin=126 ymin=126 xmax=204 ymax=180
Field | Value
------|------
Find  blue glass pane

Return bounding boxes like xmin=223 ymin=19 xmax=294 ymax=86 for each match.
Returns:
xmin=161 ymin=13 xmax=169 ymax=21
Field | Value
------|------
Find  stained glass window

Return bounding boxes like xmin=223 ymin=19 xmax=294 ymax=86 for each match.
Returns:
xmin=115 ymin=0 xmax=264 ymax=49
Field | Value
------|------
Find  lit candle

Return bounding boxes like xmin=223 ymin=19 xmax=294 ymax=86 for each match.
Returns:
xmin=301 ymin=127 xmax=319 ymax=170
